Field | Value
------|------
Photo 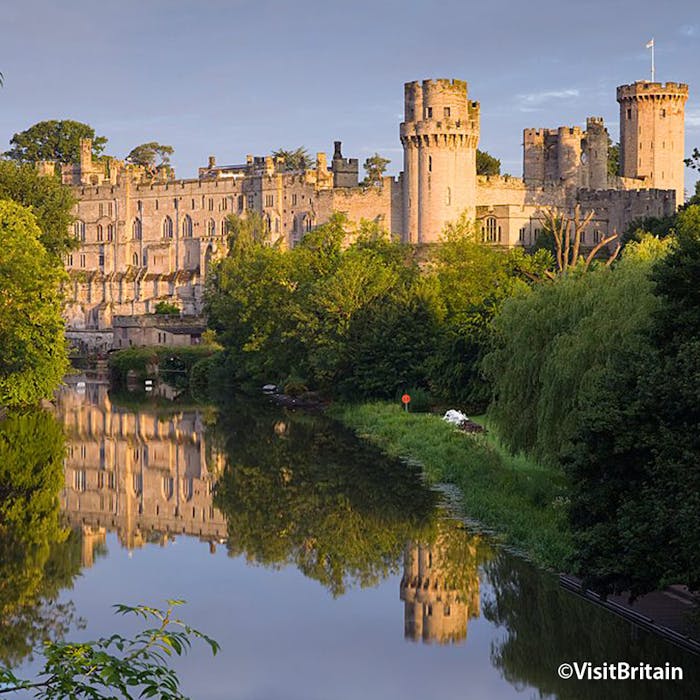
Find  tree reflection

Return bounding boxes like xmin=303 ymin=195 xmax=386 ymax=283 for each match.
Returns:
xmin=212 ymin=399 xmax=440 ymax=596
xmin=0 ymin=411 xmax=83 ymax=665
xmin=483 ymin=553 xmax=700 ymax=699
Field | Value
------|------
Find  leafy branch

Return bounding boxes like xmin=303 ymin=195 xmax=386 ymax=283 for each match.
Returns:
xmin=0 ymin=601 xmax=219 ymax=699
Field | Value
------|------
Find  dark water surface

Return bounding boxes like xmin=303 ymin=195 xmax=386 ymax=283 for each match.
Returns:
xmin=2 ymin=382 xmax=698 ymax=699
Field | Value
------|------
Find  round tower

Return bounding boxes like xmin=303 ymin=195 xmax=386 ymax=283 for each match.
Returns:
xmin=583 ymin=117 xmax=609 ymax=190
xmin=400 ymin=79 xmax=480 ymax=243
xmin=617 ymin=81 xmax=689 ymax=206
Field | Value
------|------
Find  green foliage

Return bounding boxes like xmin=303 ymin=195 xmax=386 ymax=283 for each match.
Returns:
xmin=153 ymin=301 xmax=180 ymax=315
xmin=0 ymin=601 xmax=219 ymax=699
xmin=108 ymin=347 xmax=215 ymax=388
xmin=333 ymin=403 xmax=571 ymax=569
xmin=684 ymin=146 xmax=699 ymax=171
xmin=211 ymin=399 xmax=439 ymax=595
xmin=360 ymin=153 xmax=390 ymax=187
xmin=0 ymin=160 xmax=77 ymax=257
xmin=126 ymin=142 xmax=174 ymax=171
xmin=206 ymin=211 xmax=549 ymax=404
xmin=271 ymin=147 xmax=313 ymax=171
xmin=564 ymin=206 xmax=700 ymax=595
xmin=484 ymin=236 xmax=670 ymax=465
xmin=476 ymin=149 xmax=501 ymax=176
xmin=4 ymin=120 xmax=107 ymax=164
xmin=0 ymin=410 xmax=83 ymax=666
xmin=607 ymin=140 xmax=619 ymax=178
xmin=0 ymin=201 xmax=69 ymax=408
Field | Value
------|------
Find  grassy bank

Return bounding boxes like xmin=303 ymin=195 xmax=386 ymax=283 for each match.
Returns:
xmin=331 ymin=402 xmax=572 ymax=570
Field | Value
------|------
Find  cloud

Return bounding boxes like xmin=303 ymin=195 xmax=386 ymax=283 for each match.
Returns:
xmin=680 ymin=25 xmax=697 ymax=37
xmin=516 ymin=89 xmax=580 ymax=112
xmin=686 ymin=108 xmax=700 ymax=131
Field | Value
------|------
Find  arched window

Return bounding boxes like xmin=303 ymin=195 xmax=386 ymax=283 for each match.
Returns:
xmin=74 ymin=220 xmax=86 ymax=241
xmin=484 ymin=216 xmax=498 ymax=242
xmin=182 ymin=215 xmax=193 ymax=238
xmin=132 ymin=252 xmax=139 ymax=267
xmin=163 ymin=216 xmax=173 ymax=238
xmin=221 ymin=219 xmax=228 ymax=236
xmin=207 ymin=218 xmax=216 ymax=236
xmin=107 ymin=224 xmax=114 ymax=241
xmin=132 ymin=218 xmax=142 ymax=240
xmin=97 ymin=224 xmax=103 ymax=241
xmin=446 ymin=187 xmax=451 ymax=206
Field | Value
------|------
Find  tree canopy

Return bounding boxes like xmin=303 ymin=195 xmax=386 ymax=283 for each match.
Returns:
xmin=271 ymin=147 xmax=313 ymax=171
xmin=476 ymin=149 xmax=501 ymax=176
xmin=0 ymin=160 xmax=77 ymax=257
xmin=0 ymin=200 xmax=69 ymax=408
xmin=4 ymin=120 xmax=107 ymax=164
xmin=361 ymin=153 xmax=390 ymax=187
xmin=125 ymin=141 xmax=174 ymax=176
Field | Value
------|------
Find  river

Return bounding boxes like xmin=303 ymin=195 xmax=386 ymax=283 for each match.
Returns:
xmin=1 ymin=382 xmax=697 ymax=699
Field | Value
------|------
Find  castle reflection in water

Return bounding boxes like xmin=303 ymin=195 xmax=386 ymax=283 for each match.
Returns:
xmin=58 ymin=383 xmax=483 ymax=645
xmin=58 ymin=383 xmax=227 ymax=558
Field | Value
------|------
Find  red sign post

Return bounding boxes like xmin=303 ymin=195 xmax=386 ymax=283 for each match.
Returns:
xmin=401 ymin=393 xmax=411 ymax=412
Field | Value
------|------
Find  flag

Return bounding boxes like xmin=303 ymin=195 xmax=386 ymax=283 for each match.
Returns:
xmin=646 ymin=39 xmax=654 ymax=48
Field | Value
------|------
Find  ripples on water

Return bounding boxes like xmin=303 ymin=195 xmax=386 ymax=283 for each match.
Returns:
xmin=0 ymin=382 xmax=696 ymax=699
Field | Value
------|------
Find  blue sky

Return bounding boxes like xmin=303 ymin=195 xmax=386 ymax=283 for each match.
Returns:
xmin=1 ymin=0 xmax=698 ymax=188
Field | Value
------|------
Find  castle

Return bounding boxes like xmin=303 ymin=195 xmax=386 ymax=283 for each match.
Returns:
xmin=58 ymin=77 xmax=688 ymax=347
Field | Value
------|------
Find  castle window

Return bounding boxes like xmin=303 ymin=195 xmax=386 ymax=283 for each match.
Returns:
xmin=137 ymin=200 xmax=142 ymax=212
xmin=444 ymin=605 xmax=451 ymax=617
xmin=428 ymin=155 xmax=432 ymax=172
xmin=519 ymin=227 xmax=526 ymax=242
xmin=132 ymin=218 xmax=142 ymax=240
xmin=74 ymin=470 xmax=86 ymax=492
xmin=661 ymin=108 xmax=666 ymax=118
xmin=247 ymin=195 xmax=254 ymax=209
xmin=174 ymin=198 xmax=179 ymax=209
xmin=163 ymin=215 xmax=173 ymax=238
xmin=192 ymin=198 xmax=196 ymax=209
xmin=80 ymin=254 xmax=86 ymax=267
xmin=97 ymin=224 xmax=103 ymax=241
xmin=107 ymin=224 xmax=114 ymax=241
xmin=292 ymin=194 xmax=298 ymax=206
xmin=627 ymin=108 xmax=632 ymax=119
xmin=265 ymin=194 xmax=274 ymax=207
xmin=132 ymin=253 xmax=139 ymax=266
xmin=208 ymin=197 xmax=214 ymax=211
xmin=67 ymin=254 xmax=74 ymax=266
xmin=222 ymin=197 xmax=228 ymax=211
xmin=238 ymin=195 xmax=244 ymax=211
xmin=444 ymin=107 xmax=451 ymax=118
xmin=207 ymin=218 xmax=216 ymax=236
xmin=155 ymin=199 xmax=159 ymax=211
xmin=425 ymin=107 xmax=433 ymax=119
xmin=99 ymin=203 xmax=104 ymax=217
xmin=221 ymin=219 xmax=228 ymax=236
xmin=446 ymin=187 xmax=451 ymax=206
xmin=182 ymin=215 xmax=193 ymax=237
xmin=98 ymin=245 xmax=105 ymax=267
xmin=74 ymin=220 xmax=86 ymax=241
xmin=484 ymin=216 xmax=498 ymax=242
xmin=581 ymin=231 xmax=586 ymax=244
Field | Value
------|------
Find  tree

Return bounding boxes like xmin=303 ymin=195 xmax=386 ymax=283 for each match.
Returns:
xmin=361 ymin=153 xmax=390 ymax=187
xmin=607 ymin=140 xmax=620 ymax=179
xmin=0 ymin=601 xmax=218 ymax=698
xmin=4 ymin=120 xmax=107 ymax=164
xmin=684 ymin=146 xmax=700 ymax=171
xmin=476 ymin=149 xmax=500 ymax=176
xmin=0 ymin=201 xmax=69 ymax=408
xmin=126 ymin=142 xmax=174 ymax=178
xmin=540 ymin=204 xmax=619 ymax=276
xmin=0 ymin=160 xmax=77 ymax=257
xmin=271 ymin=147 xmax=313 ymax=171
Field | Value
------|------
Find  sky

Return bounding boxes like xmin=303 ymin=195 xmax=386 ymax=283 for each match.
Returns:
xmin=1 ymin=0 xmax=698 ymax=188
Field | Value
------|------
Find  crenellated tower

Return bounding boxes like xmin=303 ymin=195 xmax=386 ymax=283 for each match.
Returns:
xmin=400 ymin=79 xmax=480 ymax=243
xmin=617 ymin=81 xmax=689 ymax=206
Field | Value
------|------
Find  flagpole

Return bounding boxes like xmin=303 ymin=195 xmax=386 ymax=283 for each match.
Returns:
xmin=651 ymin=40 xmax=655 ymax=82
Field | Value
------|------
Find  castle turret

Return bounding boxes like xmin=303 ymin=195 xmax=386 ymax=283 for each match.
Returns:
xmin=583 ymin=117 xmax=609 ymax=189
xmin=401 ymin=79 xmax=480 ymax=243
xmin=617 ymin=81 xmax=689 ymax=206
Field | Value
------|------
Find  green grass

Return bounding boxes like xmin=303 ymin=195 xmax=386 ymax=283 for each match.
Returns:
xmin=330 ymin=402 xmax=572 ymax=570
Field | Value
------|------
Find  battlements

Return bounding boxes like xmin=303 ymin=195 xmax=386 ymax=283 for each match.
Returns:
xmin=617 ymin=81 xmax=689 ymax=101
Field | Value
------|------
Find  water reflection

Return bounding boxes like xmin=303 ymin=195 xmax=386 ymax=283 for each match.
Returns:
xmin=3 ymin=385 xmax=698 ymax=699
xmin=58 ymin=384 xmax=227 ymax=552
xmin=401 ymin=520 xmax=487 ymax=645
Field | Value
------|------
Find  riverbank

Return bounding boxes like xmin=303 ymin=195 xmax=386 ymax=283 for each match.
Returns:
xmin=330 ymin=402 xmax=572 ymax=570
